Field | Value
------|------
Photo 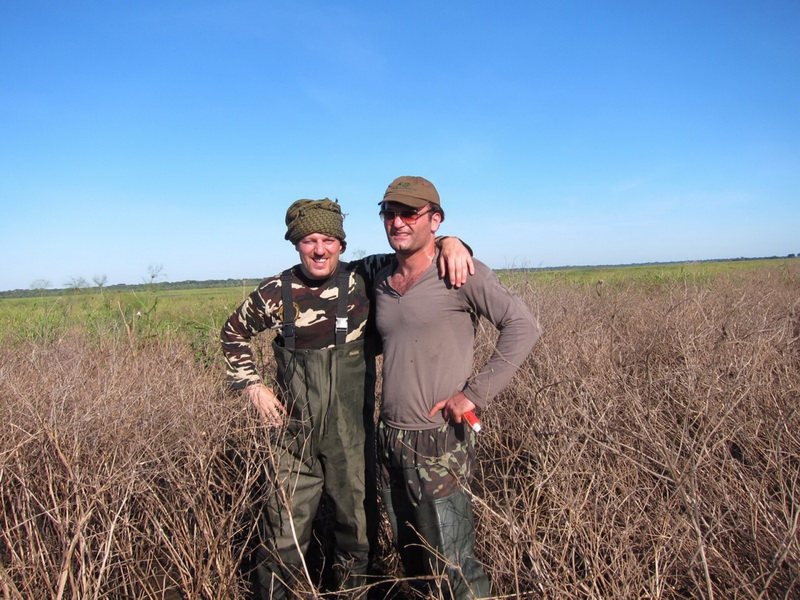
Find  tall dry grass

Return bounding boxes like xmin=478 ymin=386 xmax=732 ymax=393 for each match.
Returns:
xmin=0 ymin=333 xmax=273 ymax=599
xmin=1 ymin=263 xmax=798 ymax=598
xmin=475 ymin=267 xmax=800 ymax=599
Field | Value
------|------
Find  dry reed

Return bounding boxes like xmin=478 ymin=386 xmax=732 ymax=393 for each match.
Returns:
xmin=1 ymin=264 xmax=798 ymax=599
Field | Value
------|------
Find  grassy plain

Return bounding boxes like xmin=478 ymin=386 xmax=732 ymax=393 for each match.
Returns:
xmin=1 ymin=259 xmax=798 ymax=599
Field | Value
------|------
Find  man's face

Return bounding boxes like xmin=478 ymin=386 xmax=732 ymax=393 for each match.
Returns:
xmin=295 ymin=233 xmax=342 ymax=279
xmin=381 ymin=201 xmax=441 ymax=254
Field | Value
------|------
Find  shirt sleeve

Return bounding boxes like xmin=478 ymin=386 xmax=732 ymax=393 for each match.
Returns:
xmin=354 ymin=253 xmax=394 ymax=288
xmin=460 ymin=262 xmax=542 ymax=407
xmin=354 ymin=236 xmax=471 ymax=288
xmin=219 ymin=277 xmax=281 ymax=389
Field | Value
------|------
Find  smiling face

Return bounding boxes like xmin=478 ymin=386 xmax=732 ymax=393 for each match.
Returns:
xmin=381 ymin=201 xmax=442 ymax=255
xmin=295 ymin=233 xmax=343 ymax=280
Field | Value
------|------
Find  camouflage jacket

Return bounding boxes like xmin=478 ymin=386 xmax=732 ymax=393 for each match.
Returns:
xmin=220 ymin=255 xmax=391 ymax=389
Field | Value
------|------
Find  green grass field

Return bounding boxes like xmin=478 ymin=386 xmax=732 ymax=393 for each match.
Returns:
xmin=5 ymin=258 xmax=796 ymax=340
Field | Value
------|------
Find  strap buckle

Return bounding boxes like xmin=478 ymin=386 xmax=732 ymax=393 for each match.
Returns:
xmin=335 ymin=317 xmax=348 ymax=334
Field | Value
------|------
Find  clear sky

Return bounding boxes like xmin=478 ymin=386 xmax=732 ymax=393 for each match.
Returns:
xmin=2 ymin=1 xmax=798 ymax=292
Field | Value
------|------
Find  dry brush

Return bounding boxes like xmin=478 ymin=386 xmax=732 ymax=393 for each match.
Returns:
xmin=1 ymin=264 xmax=798 ymax=599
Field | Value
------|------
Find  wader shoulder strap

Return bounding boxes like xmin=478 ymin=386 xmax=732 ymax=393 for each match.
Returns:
xmin=335 ymin=263 xmax=350 ymax=346
xmin=281 ymin=265 xmax=349 ymax=349
xmin=280 ymin=268 xmax=296 ymax=350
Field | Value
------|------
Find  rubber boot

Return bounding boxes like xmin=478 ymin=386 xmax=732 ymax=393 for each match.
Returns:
xmin=253 ymin=559 xmax=305 ymax=600
xmin=333 ymin=553 xmax=369 ymax=600
xmin=380 ymin=489 xmax=429 ymax=592
xmin=413 ymin=492 xmax=491 ymax=600
xmin=336 ymin=572 xmax=368 ymax=600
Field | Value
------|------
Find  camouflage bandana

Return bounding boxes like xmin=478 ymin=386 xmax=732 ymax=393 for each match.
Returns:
xmin=284 ymin=198 xmax=347 ymax=248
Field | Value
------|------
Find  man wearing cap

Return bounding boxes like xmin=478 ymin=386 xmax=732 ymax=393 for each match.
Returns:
xmin=374 ymin=177 xmax=542 ymax=599
xmin=220 ymin=198 xmax=472 ymax=599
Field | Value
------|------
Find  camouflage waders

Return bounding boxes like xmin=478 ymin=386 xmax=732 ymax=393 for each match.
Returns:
xmin=255 ymin=267 xmax=371 ymax=599
xmin=378 ymin=421 xmax=490 ymax=600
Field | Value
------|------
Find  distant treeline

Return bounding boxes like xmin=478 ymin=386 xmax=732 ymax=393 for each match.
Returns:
xmin=2 ymin=254 xmax=797 ymax=299
xmin=0 ymin=278 xmax=264 ymax=299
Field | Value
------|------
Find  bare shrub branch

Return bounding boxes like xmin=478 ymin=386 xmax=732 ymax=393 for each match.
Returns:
xmin=2 ymin=264 xmax=798 ymax=598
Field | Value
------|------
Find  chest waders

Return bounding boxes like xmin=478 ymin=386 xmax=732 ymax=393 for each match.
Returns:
xmin=256 ymin=265 xmax=369 ymax=599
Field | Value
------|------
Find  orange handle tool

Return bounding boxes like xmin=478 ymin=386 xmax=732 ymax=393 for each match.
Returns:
xmin=463 ymin=410 xmax=482 ymax=433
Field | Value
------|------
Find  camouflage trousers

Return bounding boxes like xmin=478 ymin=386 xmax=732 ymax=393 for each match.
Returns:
xmin=377 ymin=420 xmax=475 ymax=506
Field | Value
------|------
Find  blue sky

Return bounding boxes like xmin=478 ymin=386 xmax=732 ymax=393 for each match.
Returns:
xmin=1 ymin=1 xmax=798 ymax=291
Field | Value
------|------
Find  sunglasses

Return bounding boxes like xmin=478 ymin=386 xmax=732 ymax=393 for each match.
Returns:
xmin=379 ymin=206 xmax=436 ymax=224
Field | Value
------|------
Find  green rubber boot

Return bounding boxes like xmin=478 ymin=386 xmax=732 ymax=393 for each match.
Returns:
xmin=413 ymin=492 xmax=491 ymax=600
xmin=380 ymin=489 xmax=429 ymax=591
